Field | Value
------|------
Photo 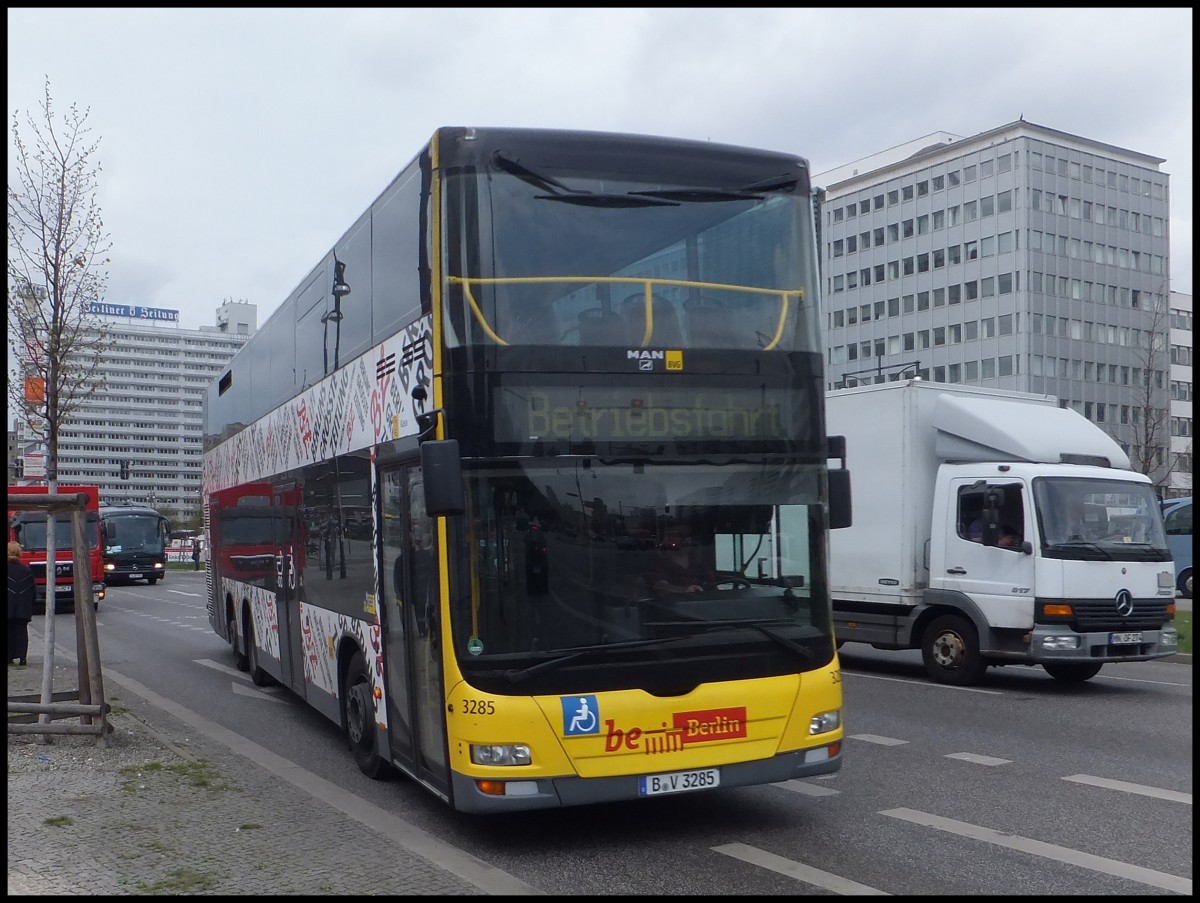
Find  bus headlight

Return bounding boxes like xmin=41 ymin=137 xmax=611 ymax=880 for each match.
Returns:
xmin=470 ymin=743 xmax=532 ymax=766
xmin=809 ymin=710 xmax=840 ymax=735
xmin=104 ymin=563 xmax=115 ymax=572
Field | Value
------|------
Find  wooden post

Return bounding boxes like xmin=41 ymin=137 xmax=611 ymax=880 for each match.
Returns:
xmin=6 ymin=491 xmax=108 ymax=746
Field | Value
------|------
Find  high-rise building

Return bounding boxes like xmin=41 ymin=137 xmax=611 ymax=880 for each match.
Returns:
xmin=815 ymin=119 xmax=1180 ymax=490
xmin=13 ymin=300 xmax=256 ymax=519
xmin=1167 ymin=291 xmax=1193 ymax=498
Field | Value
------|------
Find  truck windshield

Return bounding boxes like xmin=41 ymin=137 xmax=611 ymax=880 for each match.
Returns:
xmin=12 ymin=515 xmax=100 ymax=551
xmin=1033 ymin=477 xmax=1169 ymax=555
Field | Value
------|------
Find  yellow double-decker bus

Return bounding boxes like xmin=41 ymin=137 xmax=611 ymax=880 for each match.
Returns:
xmin=203 ymin=126 xmax=851 ymax=813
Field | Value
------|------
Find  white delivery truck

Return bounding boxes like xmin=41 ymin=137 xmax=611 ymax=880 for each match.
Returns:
xmin=827 ymin=379 xmax=1178 ymax=685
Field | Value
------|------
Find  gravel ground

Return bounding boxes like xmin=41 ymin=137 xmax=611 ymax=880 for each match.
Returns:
xmin=7 ymin=650 xmax=488 ymax=896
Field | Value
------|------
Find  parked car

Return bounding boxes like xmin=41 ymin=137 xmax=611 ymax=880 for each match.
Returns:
xmin=1161 ymin=497 xmax=1192 ymax=599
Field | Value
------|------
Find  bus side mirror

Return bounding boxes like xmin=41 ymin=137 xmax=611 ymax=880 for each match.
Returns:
xmin=421 ymin=439 xmax=465 ymax=517
xmin=829 ymin=469 xmax=852 ymax=529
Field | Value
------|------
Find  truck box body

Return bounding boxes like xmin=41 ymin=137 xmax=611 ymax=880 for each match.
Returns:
xmin=826 ymin=380 xmax=1177 ymax=684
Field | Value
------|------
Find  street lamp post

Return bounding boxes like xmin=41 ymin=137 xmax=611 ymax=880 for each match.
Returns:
xmin=322 ymin=258 xmax=351 ymax=374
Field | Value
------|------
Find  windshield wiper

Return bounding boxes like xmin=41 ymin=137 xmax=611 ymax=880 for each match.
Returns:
xmin=491 ymin=151 xmax=580 ymax=195
xmin=704 ymin=619 xmax=814 ymax=664
xmin=740 ymin=174 xmax=800 ymax=192
xmin=535 ymin=193 xmax=678 ymax=208
xmin=628 ymin=189 xmax=764 ymax=203
xmin=503 ymin=636 xmax=684 ymax=684
xmin=1053 ymin=540 xmax=1115 ymax=559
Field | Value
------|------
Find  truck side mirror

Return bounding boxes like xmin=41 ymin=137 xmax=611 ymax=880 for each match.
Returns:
xmin=829 ymin=469 xmax=852 ymax=529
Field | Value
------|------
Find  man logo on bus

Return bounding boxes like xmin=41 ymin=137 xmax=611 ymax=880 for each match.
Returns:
xmin=561 ymin=695 xmax=599 ymax=735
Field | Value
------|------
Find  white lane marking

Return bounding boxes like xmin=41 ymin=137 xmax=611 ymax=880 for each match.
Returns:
xmin=881 ymin=808 xmax=1191 ymax=894
xmin=840 ymin=671 xmax=1002 ymax=694
xmin=713 ymin=843 xmax=889 ymax=895
xmin=196 ymin=657 xmax=249 ymax=680
xmin=849 ymin=734 xmax=909 ymax=746
xmin=1063 ymin=774 xmax=1192 ymax=805
xmin=167 ymin=589 xmax=202 ymax=597
xmin=231 ymin=682 xmax=285 ymax=702
xmin=945 ymin=752 xmax=1010 ymax=766
xmin=773 ymin=779 xmax=840 ymax=796
xmin=1089 ymin=673 xmax=1193 ymax=688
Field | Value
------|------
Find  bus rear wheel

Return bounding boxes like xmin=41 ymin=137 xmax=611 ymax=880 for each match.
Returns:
xmin=229 ymin=614 xmax=249 ymax=672
xmin=344 ymin=650 xmax=389 ymax=780
xmin=245 ymin=617 xmax=272 ymax=687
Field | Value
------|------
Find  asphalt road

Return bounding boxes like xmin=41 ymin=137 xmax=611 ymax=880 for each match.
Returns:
xmin=37 ymin=570 xmax=1194 ymax=896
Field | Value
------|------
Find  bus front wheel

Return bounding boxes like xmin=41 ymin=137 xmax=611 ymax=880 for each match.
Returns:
xmin=344 ymin=650 xmax=390 ymax=780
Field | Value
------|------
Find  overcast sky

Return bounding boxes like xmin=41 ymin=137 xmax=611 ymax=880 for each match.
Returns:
xmin=7 ymin=7 xmax=1194 ymax=336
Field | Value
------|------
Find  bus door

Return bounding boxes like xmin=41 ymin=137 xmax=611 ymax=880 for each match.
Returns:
xmin=275 ymin=484 xmax=306 ymax=694
xmin=379 ymin=464 xmax=449 ymax=795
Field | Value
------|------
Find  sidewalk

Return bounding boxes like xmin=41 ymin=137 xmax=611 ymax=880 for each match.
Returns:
xmin=6 ymin=632 xmax=527 ymax=896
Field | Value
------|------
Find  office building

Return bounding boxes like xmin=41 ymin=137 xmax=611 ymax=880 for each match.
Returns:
xmin=12 ymin=300 xmax=256 ymax=519
xmin=1167 ymin=291 xmax=1193 ymax=498
xmin=815 ymin=119 xmax=1180 ymax=489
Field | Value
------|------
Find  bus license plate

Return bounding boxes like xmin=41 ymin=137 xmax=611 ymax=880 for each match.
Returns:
xmin=638 ymin=768 xmax=720 ymax=797
xmin=129 ymin=572 xmax=142 ymax=579
xmin=1109 ymin=631 xmax=1142 ymax=645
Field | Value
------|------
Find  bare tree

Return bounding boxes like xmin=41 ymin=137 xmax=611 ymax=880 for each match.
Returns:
xmin=8 ymin=77 xmax=114 ymax=731
xmin=1127 ymin=288 xmax=1173 ymax=495
xmin=8 ymin=76 xmax=114 ymax=482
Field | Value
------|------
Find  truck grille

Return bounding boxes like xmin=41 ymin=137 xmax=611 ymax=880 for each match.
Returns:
xmin=1040 ymin=597 xmax=1172 ymax=632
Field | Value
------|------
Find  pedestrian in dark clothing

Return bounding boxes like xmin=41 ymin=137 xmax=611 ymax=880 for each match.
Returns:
xmin=8 ymin=541 xmax=35 ymax=666
xmin=192 ymin=539 xmax=200 ymax=571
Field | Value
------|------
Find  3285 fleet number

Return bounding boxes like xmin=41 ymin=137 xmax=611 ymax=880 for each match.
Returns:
xmin=461 ymin=699 xmax=495 ymax=715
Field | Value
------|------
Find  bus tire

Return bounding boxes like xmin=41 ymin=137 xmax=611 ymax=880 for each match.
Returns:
xmin=147 ymin=575 xmax=159 ymax=585
xmin=1042 ymin=662 xmax=1103 ymax=682
xmin=230 ymin=615 xmax=249 ymax=672
xmin=344 ymin=650 xmax=389 ymax=780
xmin=246 ymin=618 xmax=271 ymax=687
xmin=921 ymin=614 xmax=986 ymax=686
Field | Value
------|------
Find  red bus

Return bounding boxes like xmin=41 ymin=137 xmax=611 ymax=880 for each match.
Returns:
xmin=8 ymin=485 xmax=106 ymax=613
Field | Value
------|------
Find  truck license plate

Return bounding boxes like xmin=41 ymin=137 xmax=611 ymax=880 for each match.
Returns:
xmin=638 ymin=768 xmax=720 ymax=797
xmin=1109 ymin=631 xmax=1142 ymax=645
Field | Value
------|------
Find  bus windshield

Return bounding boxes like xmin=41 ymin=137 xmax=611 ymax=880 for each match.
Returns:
xmin=447 ymin=459 xmax=833 ymax=694
xmin=103 ymin=512 xmax=166 ymax=553
xmin=443 ymin=156 xmax=821 ymax=352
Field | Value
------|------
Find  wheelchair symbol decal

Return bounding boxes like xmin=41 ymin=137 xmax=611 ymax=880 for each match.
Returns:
xmin=561 ymin=695 xmax=599 ymax=736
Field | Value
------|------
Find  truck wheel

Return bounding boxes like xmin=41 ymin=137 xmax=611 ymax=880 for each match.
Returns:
xmin=1042 ymin=662 xmax=1103 ymax=682
xmin=343 ymin=650 xmax=390 ymax=780
xmin=921 ymin=614 xmax=986 ymax=686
